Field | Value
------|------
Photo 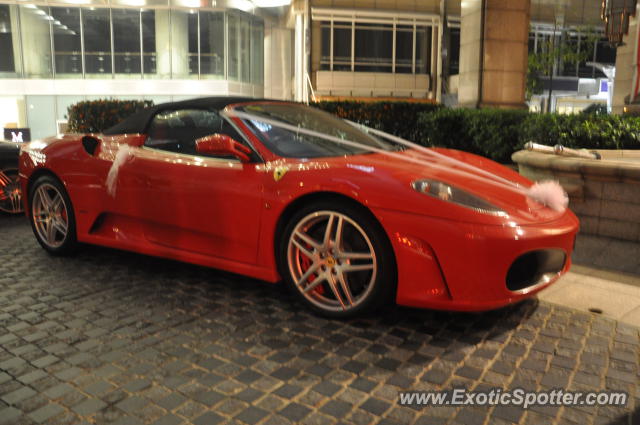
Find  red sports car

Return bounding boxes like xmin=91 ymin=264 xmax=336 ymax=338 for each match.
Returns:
xmin=19 ymin=97 xmax=579 ymax=317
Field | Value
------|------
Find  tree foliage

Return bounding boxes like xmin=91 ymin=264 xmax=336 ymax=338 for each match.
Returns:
xmin=526 ymin=27 xmax=600 ymax=106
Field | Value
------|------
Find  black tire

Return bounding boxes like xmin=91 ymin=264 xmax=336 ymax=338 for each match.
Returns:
xmin=0 ymin=163 xmax=23 ymax=214
xmin=28 ymin=175 xmax=78 ymax=256
xmin=278 ymin=199 xmax=397 ymax=318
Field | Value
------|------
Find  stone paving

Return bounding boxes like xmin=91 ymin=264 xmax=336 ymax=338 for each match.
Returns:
xmin=0 ymin=214 xmax=638 ymax=425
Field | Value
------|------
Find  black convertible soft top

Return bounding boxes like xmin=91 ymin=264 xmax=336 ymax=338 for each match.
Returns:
xmin=103 ymin=96 xmax=270 ymax=135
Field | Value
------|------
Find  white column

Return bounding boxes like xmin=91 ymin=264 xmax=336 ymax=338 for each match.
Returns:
xmin=264 ymin=23 xmax=294 ymax=100
xmin=612 ymin=6 xmax=639 ymax=114
xmin=155 ymin=10 xmax=189 ymax=78
xmin=9 ymin=5 xmax=22 ymax=76
xmin=19 ymin=6 xmax=51 ymax=77
xmin=431 ymin=24 xmax=439 ymax=100
xmin=294 ymin=13 xmax=307 ymax=102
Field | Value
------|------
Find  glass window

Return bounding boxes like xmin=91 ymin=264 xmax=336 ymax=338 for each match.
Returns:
xmin=200 ymin=11 xmax=224 ymax=77
xmin=145 ymin=109 xmax=225 ymax=156
xmin=320 ymin=23 xmax=330 ymax=70
xmin=560 ymin=32 xmax=579 ymax=77
xmin=166 ymin=10 xmax=194 ymax=78
xmin=528 ymin=32 xmax=535 ymax=53
xmin=83 ymin=8 xmax=112 ymax=75
xmin=251 ymin=21 xmax=264 ymax=84
xmin=20 ymin=5 xmax=53 ymax=78
xmin=415 ymin=26 xmax=431 ymax=74
xmin=141 ymin=10 xmax=156 ymax=75
xmin=0 ymin=5 xmax=16 ymax=75
xmin=448 ymin=27 xmax=460 ymax=75
xmin=228 ymin=14 xmax=239 ymax=80
xmin=187 ymin=12 xmax=198 ymax=75
xmin=240 ymin=18 xmax=250 ymax=82
xmin=596 ymin=38 xmax=616 ymax=64
xmin=51 ymin=7 xmax=82 ymax=76
xmin=354 ymin=23 xmax=392 ymax=72
xmin=0 ymin=96 xmax=25 ymax=130
xmin=396 ymin=25 xmax=413 ymax=74
xmin=113 ymin=9 xmax=141 ymax=76
xmin=238 ymin=103 xmax=394 ymax=159
xmin=56 ymin=95 xmax=84 ymax=122
xmin=333 ymin=22 xmax=351 ymax=71
xmin=26 ymin=95 xmax=57 ymax=140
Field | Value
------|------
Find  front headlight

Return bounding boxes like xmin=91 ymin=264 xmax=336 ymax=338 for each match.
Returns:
xmin=412 ymin=179 xmax=507 ymax=216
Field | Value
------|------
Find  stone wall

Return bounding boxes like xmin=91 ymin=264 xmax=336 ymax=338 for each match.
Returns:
xmin=512 ymin=150 xmax=640 ymax=243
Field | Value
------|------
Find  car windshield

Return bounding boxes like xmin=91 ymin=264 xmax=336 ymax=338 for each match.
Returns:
xmin=233 ymin=103 xmax=396 ymax=158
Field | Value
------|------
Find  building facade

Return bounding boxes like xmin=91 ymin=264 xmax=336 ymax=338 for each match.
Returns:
xmin=0 ymin=0 xmax=616 ymax=141
xmin=0 ymin=0 xmax=293 ymax=139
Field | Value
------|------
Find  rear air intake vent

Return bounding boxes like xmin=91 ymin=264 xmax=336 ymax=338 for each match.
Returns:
xmin=506 ymin=249 xmax=566 ymax=291
xmin=82 ymin=136 xmax=100 ymax=156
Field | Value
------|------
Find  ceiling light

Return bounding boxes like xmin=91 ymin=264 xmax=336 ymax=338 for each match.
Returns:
xmin=228 ymin=0 xmax=253 ymax=11
xmin=252 ymin=0 xmax=291 ymax=6
xmin=121 ymin=0 xmax=146 ymax=6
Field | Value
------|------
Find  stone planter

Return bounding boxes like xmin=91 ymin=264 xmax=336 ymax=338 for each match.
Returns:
xmin=512 ymin=150 xmax=640 ymax=243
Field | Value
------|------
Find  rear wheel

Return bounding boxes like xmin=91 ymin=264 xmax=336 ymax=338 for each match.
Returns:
xmin=0 ymin=166 xmax=23 ymax=214
xmin=279 ymin=200 xmax=396 ymax=318
xmin=28 ymin=175 xmax=77 ymax=255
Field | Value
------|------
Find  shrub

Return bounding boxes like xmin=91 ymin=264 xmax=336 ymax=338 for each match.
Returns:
xmin=313 ymin=100 xmax=441 ymax=143
xmin=67 ymin=99 xmax=154 ymax=133
xmin=519 ymin=113 xmax=640 ymax=150
xmin=418 ymin=108 xmax=530 ymax=163
xmin=418 ymin=108 xmax=640 ymax=163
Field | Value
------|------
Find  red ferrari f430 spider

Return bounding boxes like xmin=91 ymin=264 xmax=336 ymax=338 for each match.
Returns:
xmin=19 ymin=97 xmax=579 ymax=317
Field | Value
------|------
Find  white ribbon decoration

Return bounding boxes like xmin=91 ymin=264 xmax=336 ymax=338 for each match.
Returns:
xmin=106 ymin=144 xmax=134 ymax=197
xmin=223 ymin=109 xmax=568 ymax=212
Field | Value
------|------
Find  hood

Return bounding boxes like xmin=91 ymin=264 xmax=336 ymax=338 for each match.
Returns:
xmin=282 ymin=148 xmax=566 ymax=226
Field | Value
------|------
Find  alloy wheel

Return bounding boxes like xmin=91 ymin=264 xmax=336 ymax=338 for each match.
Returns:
xmin=287 ymin=210 xmax=378 ymax=313
xmin=31 ymin=183 xmax=69 ymax=249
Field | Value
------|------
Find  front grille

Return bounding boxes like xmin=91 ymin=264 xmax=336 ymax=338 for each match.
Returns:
xmin=506 ymin=249 xmax=566 ymax=292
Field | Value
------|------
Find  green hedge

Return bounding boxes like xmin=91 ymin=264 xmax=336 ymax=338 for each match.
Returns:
xmin=418 ymin=109 xmax=640 ymax=163
xmin=518 ymin=113 xmax=640 ymax=150
xmin=67 ymin=99 xmax=153 ymax=133
xmin=314 ymin=100 xmax=441 ymax=143
xmin=418 ymin=108 xmax=530 ymax=163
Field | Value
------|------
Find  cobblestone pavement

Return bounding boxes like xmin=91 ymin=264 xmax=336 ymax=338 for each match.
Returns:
xmin=0 ymin=215 xmax=638 ymax=425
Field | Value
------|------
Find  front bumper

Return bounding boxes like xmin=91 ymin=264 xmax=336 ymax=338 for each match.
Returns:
xmin=373 ymin=208 xmax=579 ymax=311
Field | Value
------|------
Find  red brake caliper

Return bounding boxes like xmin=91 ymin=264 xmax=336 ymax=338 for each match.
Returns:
xmin=299 ymin=247 xmax=324 ymax=295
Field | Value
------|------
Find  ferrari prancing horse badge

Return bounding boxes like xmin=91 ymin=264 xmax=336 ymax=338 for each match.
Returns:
xmin=273 ymin=166 xmax=289 ymax=182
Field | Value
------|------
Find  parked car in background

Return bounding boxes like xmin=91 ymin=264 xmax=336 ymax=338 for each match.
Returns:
xmin=19 ymin=97 xmax=579 ymax=317
xmin=581 ymin=103 xmax=608 ymax=115
xmin=0 ymin=140 xmax=22 ymax=214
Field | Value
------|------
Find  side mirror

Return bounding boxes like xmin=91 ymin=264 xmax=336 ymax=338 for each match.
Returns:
xmin=195 ymin=134 xmax=251 ymax=162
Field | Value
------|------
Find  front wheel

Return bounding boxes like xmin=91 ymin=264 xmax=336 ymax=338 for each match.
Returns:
xmin=28 ymin=175 xmax=77 ymax=255
xmin=279 ymin=201 xmax=396 ymax=318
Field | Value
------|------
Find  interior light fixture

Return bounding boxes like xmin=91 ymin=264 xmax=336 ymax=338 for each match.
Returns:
xmin=228 ymin=0 xmax=253 ymax=11
xmin=252 ymin=0 xmax=291 ymax=6
xmin=63 ymin=0 xmax=94 ymax=5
